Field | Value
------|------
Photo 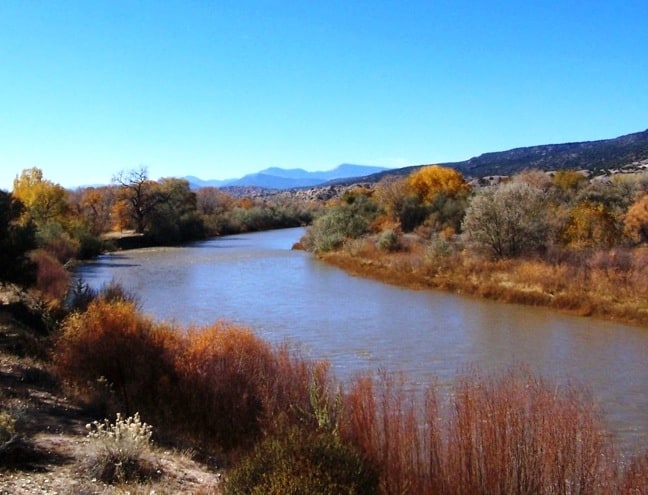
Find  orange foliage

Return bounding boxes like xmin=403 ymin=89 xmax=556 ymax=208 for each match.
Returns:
xmin=55 ymin=300 xmax=182 ymax=419
xmin=407 ymin=165 xmax=470 ymax=203
xmin=55 ymin=301 xmax=332 ymax=453
xmin=341 ymin=368 xmax=620 ymax=495
xmin=30 ymin=249 xmax=70 ymax=304
xmin=552 ymin=169 xmax=588 ymax=195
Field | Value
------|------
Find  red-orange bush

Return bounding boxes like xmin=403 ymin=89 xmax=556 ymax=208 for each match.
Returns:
xmin=55 ymin=299 xmax=182 ymax=421
xmin=55 ymin=300 xmax=335 ymax=454
xmin=30 ymin=249 xmax=70 ymax=303
xmin=340 ymin=367 xmax=631 ymax=495
xmin=175 ymin=323 xmax=276 ymax=451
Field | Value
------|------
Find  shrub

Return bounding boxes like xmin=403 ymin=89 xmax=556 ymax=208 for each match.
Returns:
xmin=56 ymin=301 xmax=332 ymax=454
xmin=84 ymin=412 xmax=159 ymax=483
xmin=224 ymin=427 xmax=378 ymax=495
xmin=303 ymin=196 xmax=379 ymax=253
xmin=462 ymin=183 xmax=551 ymax=258
xmin=30 ymin=249 xmax=70 ymax=303
xmin=377 ymin=229 xmax=401 ymax=252
xmin=55 ymin=299 xmax=181 ymax=420
xmin=175 ymin=324 xmax=277 ymax=451
xmin=340 ymin=367 xmax=620 ymax=495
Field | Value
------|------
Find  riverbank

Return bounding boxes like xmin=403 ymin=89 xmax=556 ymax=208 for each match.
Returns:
xmin=317 ymin=239 xmax=648 ymax=328
xmin=0 ymin=286 xmax=223 ymax=494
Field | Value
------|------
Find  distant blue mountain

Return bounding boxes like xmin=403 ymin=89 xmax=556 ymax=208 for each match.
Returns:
xmin=186 ymin=164 xmax=389 ymax=189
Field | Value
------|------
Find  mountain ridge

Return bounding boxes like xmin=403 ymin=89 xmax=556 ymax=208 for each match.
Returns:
xmin=355 ymin=129 xmax=648 ymax=185
xmin=186 ymin=163 xmax=389 ymax=189
xmin=187 ymin=129 xmax=648 ymax=191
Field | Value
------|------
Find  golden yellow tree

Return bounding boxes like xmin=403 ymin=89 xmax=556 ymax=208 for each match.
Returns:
xmin=407 ymin=165 xmax=470 ymax=203
xmin=561 ymin=201 xmax=620 ymax=249
xmin=12 ymin=167 xmax=69 ymax=226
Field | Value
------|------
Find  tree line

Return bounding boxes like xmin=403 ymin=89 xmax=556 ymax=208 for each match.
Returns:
xmin=1 ymin=166 xmax=317 ymax=293
xmin=304 ymin=165 xmax=648 ymax=256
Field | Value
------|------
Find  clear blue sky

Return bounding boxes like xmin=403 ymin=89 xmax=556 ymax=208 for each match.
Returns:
xmin=1 ymin=0 xmax=646 ymax=190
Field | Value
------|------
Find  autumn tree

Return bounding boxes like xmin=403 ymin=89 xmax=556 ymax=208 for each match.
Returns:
xmin=11 ymin=168 xmax=98 ymax=261
xmin=462 ymin=182 xmax=550 ymax=258
xmin=624 ymin=194 xmax=648 ymax=244
xmin=550 ymin=170 xmax=588 ymax=203
xmin=576 ymin=176 xmax=638 ymax=212
xmin=196 ymin=187 xmax=235 ymax=216
xmin=12 ymin=167 xmax=69 ymax=227
xmin=112 ymin=167 xmax=165 ymax=233
xmin=372 ymin=176 xmax=427 ymax=231
xmin=561 ymin=201 xmax=622 ymax=249
xmin=405 ymin=165 xmax=471 ymax=234
xmin=68 ymin=186 xmax=117 ymax=235
xmin=407 ymin=165 xmax=471 ymax=203
xmin=146 ymin=178 xmax=205 ymax=243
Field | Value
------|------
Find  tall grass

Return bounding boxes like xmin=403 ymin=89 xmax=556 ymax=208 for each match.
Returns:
xmin=340 ymin=367 xmax=645 ymax=495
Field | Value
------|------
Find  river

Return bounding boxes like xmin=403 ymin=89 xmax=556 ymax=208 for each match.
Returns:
xmin=75 ymin=227 xmax=648 ymax=453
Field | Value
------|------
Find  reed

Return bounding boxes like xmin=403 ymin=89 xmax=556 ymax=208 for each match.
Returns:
xmin=340 ymin=367 xmax=635 ymax=495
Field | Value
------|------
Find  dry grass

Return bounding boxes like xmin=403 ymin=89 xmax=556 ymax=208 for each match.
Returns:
xmin=340 ymin=367 xmax=646 ymax=495
xmin=321 ymin=242 xmax=648 ymax=327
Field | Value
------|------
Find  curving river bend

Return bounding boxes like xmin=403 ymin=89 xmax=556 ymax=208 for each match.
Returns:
xmin=75 ymin=227 xmax=648 ymax=453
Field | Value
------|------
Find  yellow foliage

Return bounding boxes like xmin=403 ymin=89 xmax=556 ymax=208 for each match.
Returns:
xmin=552 ymin=170 xmax=587 ymax=194
xmin=12 ymin=167 xmax=69 ymax=226
xmin=562 ymin=201 xmax=620 ymax=248
xmin=407 ymin=165 xmax=470 ymax=203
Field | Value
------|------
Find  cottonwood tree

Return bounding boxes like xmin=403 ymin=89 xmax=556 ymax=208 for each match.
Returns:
xmin=407 ymin=165 xmax=471 ymax=203
xmin=12 ymin=167 xmax=69 ymax=227
xmin=462 ymin=182 xmax=550 ymax=258
xmin=561 ymin=201 xmax=621 ymax=249
xmin=112 ymin=167 xmax=166 ymax=233
xmin=398 ymin=165 xmax=472 ymax=233
xmin=67 ymin=186 xmax=117 ymax=235
xmin=146 ymin=178 xmax=205 ymax=243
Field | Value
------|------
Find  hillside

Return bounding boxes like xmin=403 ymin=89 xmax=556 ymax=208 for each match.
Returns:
xmin=355 ymin=129 xmax=648 ymax=184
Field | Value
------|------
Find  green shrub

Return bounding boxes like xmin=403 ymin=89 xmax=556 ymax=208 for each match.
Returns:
xmin=224 ymin=427 xmax=378 ymax=495
xmin=303 ymin=198 xmax=378 ymax=253
xmin=377 ymin=229 xmax=401 ymax=252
